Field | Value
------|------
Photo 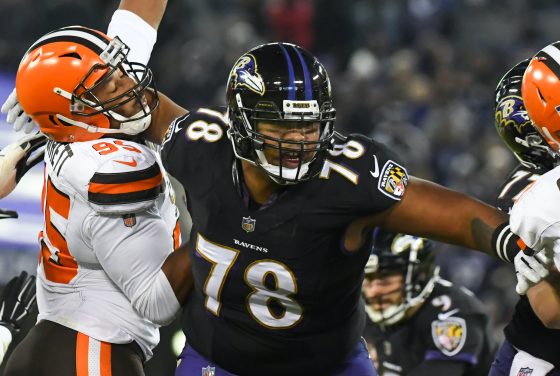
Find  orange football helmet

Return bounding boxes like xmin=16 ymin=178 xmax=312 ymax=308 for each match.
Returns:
xmin=16 ymin=26 xmax=159 ymax=142
xmin=522 ymin=42 xmax=560 ymax=153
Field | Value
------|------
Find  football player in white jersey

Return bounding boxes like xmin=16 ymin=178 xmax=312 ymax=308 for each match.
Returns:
xmin=2 ymin=1 xmax=194 ymax=375
xmin=508 ymin=41 xmax=560 ymax=329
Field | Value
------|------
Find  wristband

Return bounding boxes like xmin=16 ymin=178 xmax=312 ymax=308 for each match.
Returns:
xmin=107 ymin=9 xmax=157 ymax=65
xmin=492 ymin=223 xmax=535 ymax=262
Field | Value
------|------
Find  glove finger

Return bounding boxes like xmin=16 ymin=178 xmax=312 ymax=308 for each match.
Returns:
xmin=516 ymin=260 xmax=541 ymax=283
xmin=25 ymin=147 xmax=45 ymax=168
xmin=6 ymin=103 xmax=22 ymax=124
xmin=536 ymin=251 xmax=553 ymax=267
xmin=22 ymin=119 xmax=37 ymax=134
xmin=0 ymin=89 xmax=17 ymax=114
xmin=12 ymin=113 xmax=30 ymax=133
xmin=516 ymin=275 xmax=530 ymax=295
xmin=524 ymin=256 xmax=550 ymax=278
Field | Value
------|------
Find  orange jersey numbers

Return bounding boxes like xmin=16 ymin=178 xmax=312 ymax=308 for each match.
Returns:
xmin=92 ymin=140 xmax=143 ymax=155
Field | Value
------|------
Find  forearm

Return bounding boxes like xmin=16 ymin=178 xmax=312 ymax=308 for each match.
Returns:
xmin=381 ymin=177 xmax=507 ymax=255
xmin=161 ymin=242 xmax=193 ymax=305
xmin=528 ymin=270 xmax=560 ymax=329
xmin=117 ymin=0 xmax=168 ymax=29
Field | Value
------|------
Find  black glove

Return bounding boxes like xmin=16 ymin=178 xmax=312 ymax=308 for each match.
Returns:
xmin=0 ymin=209 xmax=17 ymax=220
xmin=0 ymin=271 xmax=36 ymax=332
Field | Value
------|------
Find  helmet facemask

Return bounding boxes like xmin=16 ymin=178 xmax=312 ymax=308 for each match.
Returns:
xmin=53 ymin=37 xmax=159 ymax=137
xmin=363 ymin=233 xmax=439 ymax=326
xmin=229 ymin=93 xmax=335 ymax=185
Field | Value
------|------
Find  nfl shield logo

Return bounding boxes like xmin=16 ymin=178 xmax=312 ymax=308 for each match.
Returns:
xmin=202 ymin=366 xmax=215 ymax=376
xmin=122 ymin=214 xmax=136 ymax=227
xmin=518 ymin=367 xmax=533 ymax=376
xmin=242 ymin=216 xmax=256 ymax=233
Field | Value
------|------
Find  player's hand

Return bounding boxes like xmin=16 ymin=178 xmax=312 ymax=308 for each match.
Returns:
xmin=0 ymin=131 xmax=47 ymax=199
xmin=1 ymin=88 xmax=36 ymax=134
xmin=0 ymin=271 xmax=36 ymax=333
xmin=515 ymin=248 xmax=552 ymax=295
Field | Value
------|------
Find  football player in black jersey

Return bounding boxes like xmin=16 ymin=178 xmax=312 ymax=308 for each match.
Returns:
xmin=362 ymin=229 xmax=496 ymax=376
xmin=10 ymin=33 xmax=537 ymax=374
xmin=490 ymin=60 xmax=560 ymax=376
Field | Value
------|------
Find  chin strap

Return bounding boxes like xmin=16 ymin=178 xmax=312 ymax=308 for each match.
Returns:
xmin=56 ymin=112 xmax=151 ymax=136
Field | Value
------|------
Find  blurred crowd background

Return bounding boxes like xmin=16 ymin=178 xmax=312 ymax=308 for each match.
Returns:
xmin=1 ymin=0 xmax=560 ymax=374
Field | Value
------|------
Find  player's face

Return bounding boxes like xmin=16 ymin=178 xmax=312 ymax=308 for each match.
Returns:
xmin=91 ymin=68 xmax=148 ymax=127
xmin=257 ymin=120 xmax=321 ymax=169
xmin=362 ymin=273 xmax=404 ymax=310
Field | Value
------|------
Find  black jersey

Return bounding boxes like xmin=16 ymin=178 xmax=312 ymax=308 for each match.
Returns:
xmin=363 ymin=280 xmax=495 ymax=376
xmin=160 ymin=107 xmax=409 ymax=375
xmin=496 ymin=164 xmax=560 ymax=367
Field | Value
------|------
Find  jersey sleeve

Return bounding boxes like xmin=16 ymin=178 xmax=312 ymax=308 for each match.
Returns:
xmin=510 ymin=167 xmax=560 ymax=250
xmin=63 ymin=141 xmax=165 ymax=215
xmin=160 ymin=107 xmax=229 ymax=181
xmin=425 ymin=286 xmax=489 ymax=366
xmin=495 ymin=166 xmax=541 ymax=213
xmin=427 ymin=313 xmax=486 ymax=365
xmin=366 ymin=138 xmax=409 ymax=204
xmin=85 ymin=210 xmax=180 ymax=325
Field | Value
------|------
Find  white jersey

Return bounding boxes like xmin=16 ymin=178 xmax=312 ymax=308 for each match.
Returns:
xmin=37 ymin=138 xmax=180 ymax=360
xmin=510 ymin=165 xmax=560 ymax=252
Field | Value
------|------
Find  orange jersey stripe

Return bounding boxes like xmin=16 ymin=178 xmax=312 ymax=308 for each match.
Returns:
xmin=173 ymin=220 xmax=181 ymax=250
xmin=76 ymin=333 xmax=89 ymax=376
xmin=100 ymin=341 xmax=112 ymax=376
xmin=88 ymin=173 xmax=163 ymax=195
xmin=42 ymin=178 xmax=78 ymax=284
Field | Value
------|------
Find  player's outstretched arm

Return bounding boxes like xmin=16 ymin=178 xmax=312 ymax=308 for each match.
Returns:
xmin=0 ymin=271 xmax=36 ymax=365
xmin=375 ymin=176 xmax=508 ymax=254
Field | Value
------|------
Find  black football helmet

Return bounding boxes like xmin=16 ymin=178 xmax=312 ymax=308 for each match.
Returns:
xmin=226 ymin=42 xmax=336 ymax=185
xmin=495 ymin=59 xmax=558 ymax=171
xmin=363 ymin=228 xmax=439 ymax=325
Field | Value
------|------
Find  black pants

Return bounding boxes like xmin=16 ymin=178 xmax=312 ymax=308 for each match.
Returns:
xmin=4 ymin=320 xmax=144 ymax=376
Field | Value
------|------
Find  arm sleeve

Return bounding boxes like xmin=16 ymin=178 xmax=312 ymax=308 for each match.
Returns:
xmin=87 ymin=210 xmax=180 ymax=325
xmin=107 ymin=9 xmax=157 ymax=65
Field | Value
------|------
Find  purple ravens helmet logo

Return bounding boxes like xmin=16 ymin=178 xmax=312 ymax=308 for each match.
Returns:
xmin=495 ymin=95 xmax=531 ymax=133
xmin=230 ymin=54 xmax=265 ymax=96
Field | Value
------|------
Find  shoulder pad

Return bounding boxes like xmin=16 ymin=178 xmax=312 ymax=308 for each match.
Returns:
xmin=64 ymin=140 xmax=164 ymax=214
xmin=162 ymin=106 xmax=228 ymax=147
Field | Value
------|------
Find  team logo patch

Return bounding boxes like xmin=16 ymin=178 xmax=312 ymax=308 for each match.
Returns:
xmin=377 ymin=160 xmax=408 ymax=200
xmin=517 ymin=367 xmax=533 ymax=376
xmin=230 ymin=54 xmax=265 ymax=96
xmin=122 ymin=214 xmax=136 ymax=227
xmin=242 ymin=216 xmax=256 ymax=233
xmin=431 ymin=316 xmax=467 ymax=356
xmin=202 ymin=366 xmax=216 ymax=376
xmin=495 ymin=95 xmax=531 ymax=133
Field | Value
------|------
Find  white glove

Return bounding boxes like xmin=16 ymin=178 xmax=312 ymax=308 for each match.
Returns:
xmin=0 ymin=132 xmax=46 ymax=199
xmin=1 ymin=88 xmax=37 ymax=133
xmin=515 ymin=249 xmax=553 ymax=295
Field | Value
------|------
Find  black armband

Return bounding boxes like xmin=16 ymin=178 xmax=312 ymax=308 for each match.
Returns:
xmin=492 ymin=223 xmax=535 ymax=262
